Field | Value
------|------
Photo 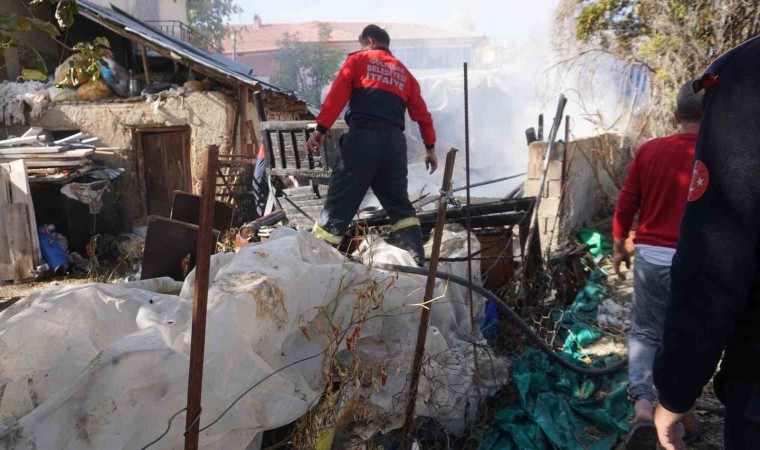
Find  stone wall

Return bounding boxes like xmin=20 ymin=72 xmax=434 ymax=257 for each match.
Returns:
xmin=31 ymin=91 xmax=236 ymax=225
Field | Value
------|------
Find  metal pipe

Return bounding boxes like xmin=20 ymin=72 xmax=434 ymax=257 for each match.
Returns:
xmin=414 ymin=172 xmax=526 ymax=208
xmin=400 ymin=148 xmax=458 ymax=449
xmin=184 ymin=145 xmax=219 ymax=450
xmin=463 ymin=62 xmax=480 ymax=402
xmin=374 ymin=263 xmax=626 ymax=377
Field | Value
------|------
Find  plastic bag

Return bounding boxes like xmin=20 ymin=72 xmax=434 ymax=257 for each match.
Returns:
xmin=48 ymin=86 xmax=78 ymax=102
xmin=54 ymin=54 xmax=91 ymax=88
xmin=99 ymin=58 xmax=129 ymax=97
xmin=75 ymin=79 xmax=112 ymax=101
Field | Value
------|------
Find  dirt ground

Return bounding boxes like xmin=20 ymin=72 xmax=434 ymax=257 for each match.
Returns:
xmin=0 ymin=277 xmax=90 ymax=312
xmin=608 ymin=263 xmax=724 ymax=450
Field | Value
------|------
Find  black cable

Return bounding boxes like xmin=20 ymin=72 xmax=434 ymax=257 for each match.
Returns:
xmin=140 ymin=350 xmax=328 ymax=450
xmin=198 ymin=350 xmax=327 ymax=432
xmin=373 ymin=263 xmax=627 ymax=377
xmin=140 ymin=408 xmax=187 ymax=450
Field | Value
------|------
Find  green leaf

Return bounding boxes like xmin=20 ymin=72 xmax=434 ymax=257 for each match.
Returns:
xmin=0 ymin=33 xmax=20 ymax=50
xmin=29 ymin=0 xmax=53 ymax=7
xmin=28 ymin=17 xmax=61 ymax=37
xmin=55 ymin=0 xmax=78 ymax=29
xmin=27 ymin=47 xmax=48 ymax=73
xmin=0 ymin=15 xmax=32 ymax=32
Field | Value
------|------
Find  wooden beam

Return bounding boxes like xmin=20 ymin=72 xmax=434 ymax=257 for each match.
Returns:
xmin=184 ymin=145 xmax=219 ymax=450
xmin=238 ymin=85 xmax=249 ymax=156
xmin=141 ymin=45 xmax=152 ymax=85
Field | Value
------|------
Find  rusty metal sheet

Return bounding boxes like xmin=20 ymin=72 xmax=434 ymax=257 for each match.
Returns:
xmin=142 ymin=216 xmax=219 ymax=281
xmin=170 ymin=191 xmax=233 ymax=231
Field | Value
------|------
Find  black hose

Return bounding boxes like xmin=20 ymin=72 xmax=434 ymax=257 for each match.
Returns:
xmin=373 ymin=263 xmax=627 ymax=377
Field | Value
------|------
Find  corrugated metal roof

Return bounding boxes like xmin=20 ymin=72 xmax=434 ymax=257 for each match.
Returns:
xmin=76 ymin=0 xmax=304 ymax=100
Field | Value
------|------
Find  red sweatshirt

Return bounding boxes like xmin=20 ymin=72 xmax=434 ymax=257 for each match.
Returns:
xmin=316 ymin=48 xmax=436 ymax=149
xmin=613 ymin=133 xmax=698 ymax=248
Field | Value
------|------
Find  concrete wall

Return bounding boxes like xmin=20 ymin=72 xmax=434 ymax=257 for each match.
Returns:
xmin=563 ymin=133 xmax=627 ymax=231
xmin=31 ymin=91 xmax=235 ymax=225
xmin=524 ymin=133 xmax=628 ymax=252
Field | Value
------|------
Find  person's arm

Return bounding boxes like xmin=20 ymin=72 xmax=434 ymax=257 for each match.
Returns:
xmin=406 ymin=76 xmax=435 ymax=149
xmin=308 ymin=56 xmax=354 ymax=152
xmin=406 ymin=75 xmax=437 ymax=173
xmin=654 ymin=65 xmax=760 ymax=417
xmin=612 ymin=149 xmax=643 ymax=278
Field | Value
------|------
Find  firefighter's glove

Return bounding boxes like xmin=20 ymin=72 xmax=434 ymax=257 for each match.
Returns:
xmin=425 ymin=149 xmax=438 ymax=174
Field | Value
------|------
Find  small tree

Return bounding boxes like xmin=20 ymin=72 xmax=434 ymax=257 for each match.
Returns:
xmin=554 ymin=0 xmax=760 ymax=136
xmin=187 ymin=0 xmax=241 ymax=47
xmin=272 ymin=23 xmax=344 ymax=107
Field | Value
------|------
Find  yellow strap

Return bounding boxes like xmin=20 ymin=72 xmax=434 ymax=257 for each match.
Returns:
xmin=312 ymin=224 xmax=343 ymax=245
xmin=391 ymin=217 xmax=421 ymax=232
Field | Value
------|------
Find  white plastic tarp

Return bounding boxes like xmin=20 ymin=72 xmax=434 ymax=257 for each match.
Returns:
xmin=0 ymin=228 xmax=507 ymax=449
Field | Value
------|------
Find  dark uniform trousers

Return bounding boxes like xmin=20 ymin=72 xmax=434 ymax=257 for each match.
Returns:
xmin=313 ymin=128 xmax=425 ymax=264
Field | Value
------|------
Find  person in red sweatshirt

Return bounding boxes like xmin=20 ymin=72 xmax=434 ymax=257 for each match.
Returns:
xmin=612 ymin=82 xmax=704 ymax=449
xmin=306 ymin=24 xmax=437 ymax=265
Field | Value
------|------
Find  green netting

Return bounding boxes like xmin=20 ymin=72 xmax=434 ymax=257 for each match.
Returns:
xmin=480 ymin=269 xmax=632 ymax=450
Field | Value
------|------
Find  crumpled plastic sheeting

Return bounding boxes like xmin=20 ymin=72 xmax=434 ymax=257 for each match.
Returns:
xmin=60 ymin=181 xmax=110 ymax=215
xmin=0 ymin=230 xmax=507 ymax=449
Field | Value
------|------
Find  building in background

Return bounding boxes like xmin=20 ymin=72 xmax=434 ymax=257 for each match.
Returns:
xmin=88 ymin=0 xmax=220 ymax=52
xmin=88 ymin=0 xmax=187 ymax=23
xmin=223 ymin=16 xmax=488 ymax=80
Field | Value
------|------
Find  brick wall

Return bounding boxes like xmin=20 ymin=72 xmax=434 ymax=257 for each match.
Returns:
xmin=524 ymin=141 xmax=566 ymax=252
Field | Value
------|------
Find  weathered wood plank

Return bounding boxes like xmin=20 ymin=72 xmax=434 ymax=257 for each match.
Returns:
xmin=0 ymin=203 xmax=12 ymax=281
xmin=0 ymin=166 xmax=10 ymax=206
xmin=3 ymin=204 xmax=34 ymax=282
xmin=7 ymin=160 xmax=42 ymax=266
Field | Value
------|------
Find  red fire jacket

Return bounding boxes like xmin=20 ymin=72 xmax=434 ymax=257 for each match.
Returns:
xmin=315 ymin=48 xmax=436 ymax=149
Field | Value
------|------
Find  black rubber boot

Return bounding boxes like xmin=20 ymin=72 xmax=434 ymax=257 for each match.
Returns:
xmin=393 ymin=226 xmax=425 ymax=266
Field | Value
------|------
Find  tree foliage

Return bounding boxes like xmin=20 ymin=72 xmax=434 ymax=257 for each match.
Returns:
xmin=272 ymin=23 xmax=344 ymax=107
xmin=187 ymin=0 xmax=241 ymax=46
xmin=555 ymin=0 xmax=760 ymax=135
xmin=1 ymin=0 xmax=75 ymax=50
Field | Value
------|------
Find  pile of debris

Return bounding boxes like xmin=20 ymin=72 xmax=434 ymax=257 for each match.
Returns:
xmin=0 ymin=127 xmax=104 ymax=179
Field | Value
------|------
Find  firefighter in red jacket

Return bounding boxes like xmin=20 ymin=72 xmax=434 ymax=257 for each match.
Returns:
xmin=307 ymin=24 xmax=437 ymax=265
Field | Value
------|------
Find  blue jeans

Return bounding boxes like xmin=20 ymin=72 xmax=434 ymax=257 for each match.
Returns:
xmin=628 ymin=251 xmax=672 ymax=402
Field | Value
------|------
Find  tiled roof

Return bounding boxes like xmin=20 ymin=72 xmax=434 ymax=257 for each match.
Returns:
xmin=223 ymin=21 xmax=485 ymax=54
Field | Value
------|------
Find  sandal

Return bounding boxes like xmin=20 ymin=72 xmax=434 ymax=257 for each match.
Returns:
xmin=625 ymin=420 xmax=658 ymax=450
xmin=682 ymin=417 xmax=705 ymax=445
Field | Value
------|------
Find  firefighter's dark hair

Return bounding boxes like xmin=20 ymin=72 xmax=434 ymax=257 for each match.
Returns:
xmin=359 ymin=25 xmax=390 ymax=46
xmin=677 ymin=81 xmax=704 ymax=122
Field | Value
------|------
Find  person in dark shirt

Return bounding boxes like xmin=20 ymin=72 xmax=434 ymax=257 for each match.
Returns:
xmin=306 ymin=25 xmax=437 ymax=265
xmin=653 ymin=35 xmax=760 ymax=450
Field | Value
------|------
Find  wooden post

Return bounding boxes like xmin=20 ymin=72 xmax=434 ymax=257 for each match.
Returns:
xmin=184 ymin=145 xmax=219 ymax=450
xmin=141 ymin=45 xmax=151 ymax=85
xmin=239 ymin=85 xmax=251 ymax=156
xmin=400 ymin=148 xmax=458 ymax=449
